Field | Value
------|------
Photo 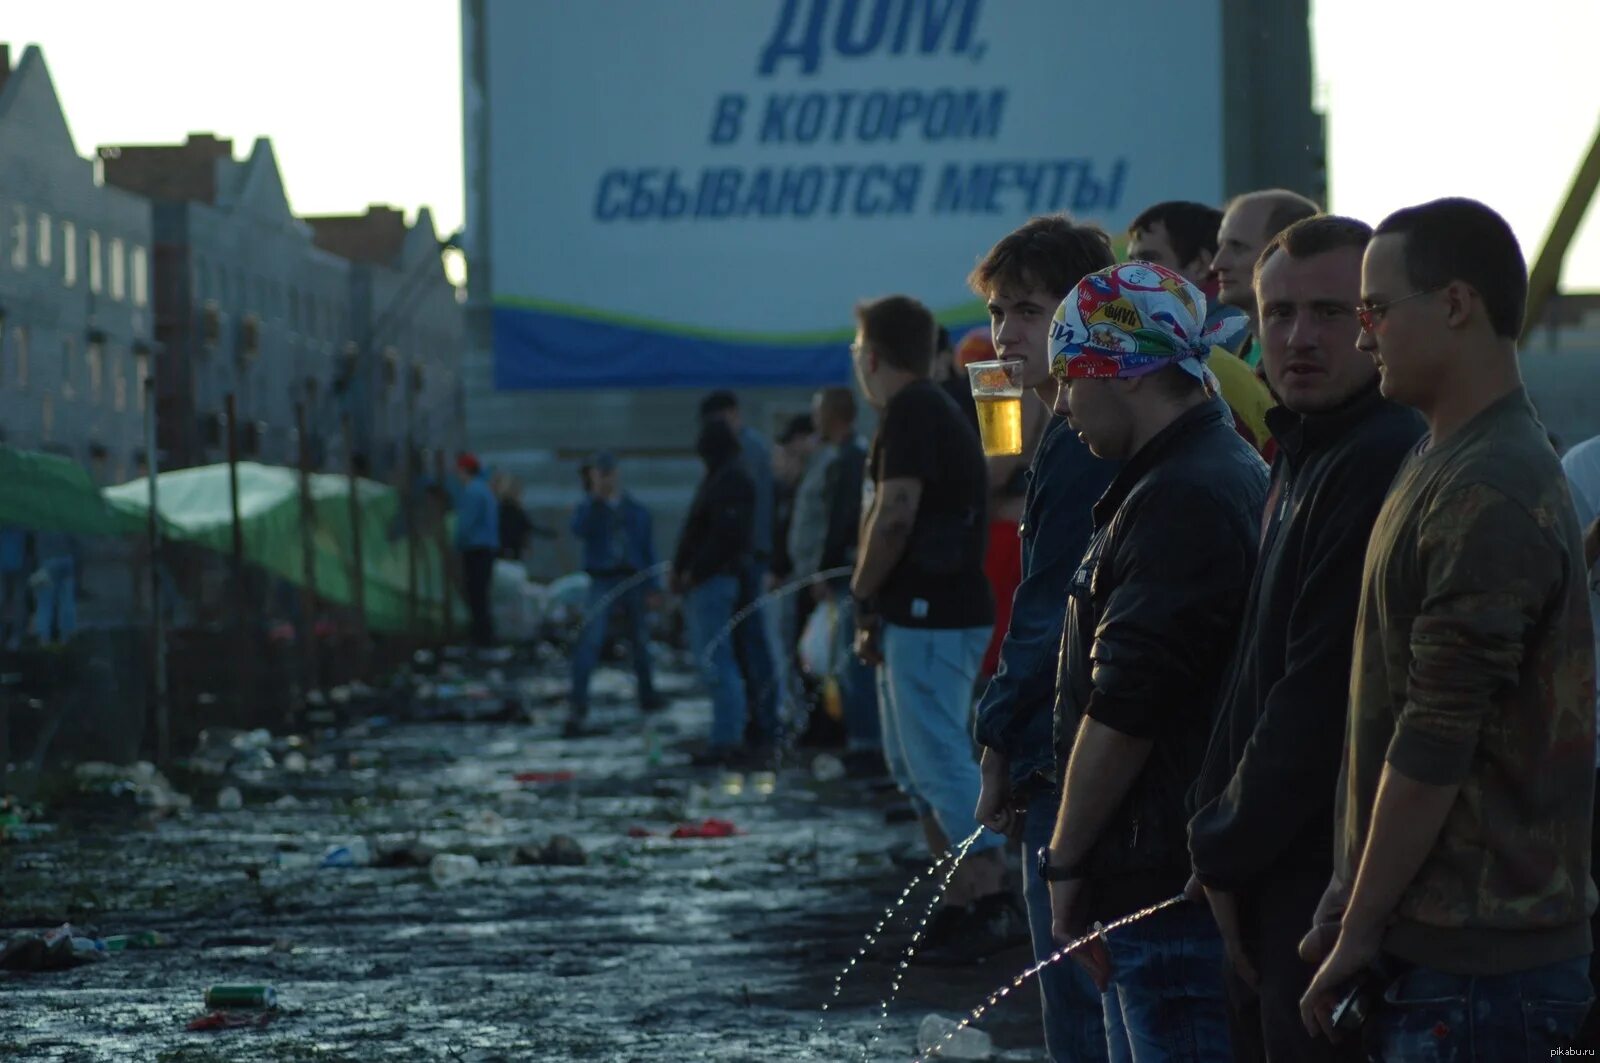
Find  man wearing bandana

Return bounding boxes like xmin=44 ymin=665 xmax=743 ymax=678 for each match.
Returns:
xmin=1043 ymin=262 xmax=1268 ymax=1062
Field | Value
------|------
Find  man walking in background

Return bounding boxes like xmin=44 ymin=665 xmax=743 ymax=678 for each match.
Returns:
xmin=453 ymin=452 xmax=500 ymax=650
xmin=1186 ymin=215 xmax=1423 ymax=1061
xmin=568 ymin=450 xmax=663 ymax=738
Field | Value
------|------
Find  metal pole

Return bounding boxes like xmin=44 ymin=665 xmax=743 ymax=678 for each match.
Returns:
xmin=146 ymin=372 xmax=168 ymax=765
xmin=343 ymin=413 xmax=369 ymax=660
xmin=434 ymin=448 xmax=454 ymax=642
xmin=295 ymin=399 xmax=320 ymax=717
xmin=404 ymin=374 xmax=418 ymax=635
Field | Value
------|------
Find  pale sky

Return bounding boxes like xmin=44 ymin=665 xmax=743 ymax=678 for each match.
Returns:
xmin=6 ymin=0 xmax=1599 ymax=288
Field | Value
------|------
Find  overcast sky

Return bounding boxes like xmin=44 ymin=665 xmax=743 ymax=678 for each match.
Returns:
xmin=8 ymin=1 xmax=1599 ymax=288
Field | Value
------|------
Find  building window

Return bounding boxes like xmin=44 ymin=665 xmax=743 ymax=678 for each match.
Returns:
xmin=41 ymin=395 xmax=53 ymax=441
xmin=195 ymin=254 xmax=208 ymax=300
xmin=37 ymin=214 xmax=51 ymax=268
xmin=110 ymin=237 xmax=126 ymax=301
xmin=9 ymin=205 xmax=26 ymax=269
xmin=13 ymin=327 xmax=27 ymax=388
xmin=88 ymin=230 xmax=103 ymax=293
xmin=113 ymin=350 xmax=127 ymax=411
xmin=87 ymin=342 xmax=103 ymax=404
xmin=135 ymin=350 xmax=150 ymax=413
xmin=62 ymin=221 xmax=77 ymax=287
xmin=132 ymin=246 xmax=149 ymax=307
xmin=61 ymin=336 xmax=77 ymax=400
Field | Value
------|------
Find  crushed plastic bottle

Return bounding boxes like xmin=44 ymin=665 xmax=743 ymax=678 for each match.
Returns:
xmin=916 ymin=1014 xmax=994 ymax=1061
xmin=320 ymin=838 xmax=371 ymax=868
xmin=810 ymin=753 xmax=846 ymax=782
xmin=427 ymin=853 xmax=480 ymax=887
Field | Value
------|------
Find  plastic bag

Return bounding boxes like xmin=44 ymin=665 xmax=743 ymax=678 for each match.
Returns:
xmin=798 ymin=599 xmax=838 ymax=678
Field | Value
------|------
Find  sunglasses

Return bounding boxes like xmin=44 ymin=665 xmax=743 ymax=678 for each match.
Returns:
xmin=1356 ymin=286 xmax=1445 ymax=333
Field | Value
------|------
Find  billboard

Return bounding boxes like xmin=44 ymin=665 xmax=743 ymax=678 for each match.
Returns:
xmin=478 ymin=0 xmax=1224 ymax=391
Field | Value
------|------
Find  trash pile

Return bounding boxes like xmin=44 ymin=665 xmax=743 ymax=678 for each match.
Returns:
xmin=71 ymin=760 xmax=192 ymax=813
xmin=0 ymin=923 xmax=172 ymax=973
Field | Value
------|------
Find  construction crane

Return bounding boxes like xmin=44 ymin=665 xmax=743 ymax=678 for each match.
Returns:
xmin=1523 ymin=119 xmax=1600 ymax=341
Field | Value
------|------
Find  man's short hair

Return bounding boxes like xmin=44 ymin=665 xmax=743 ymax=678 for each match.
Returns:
xmin=1374 ymin=198 xmax=1527 ymax=340
xmin=936 ymin=325 xmax=952 ymax=354
xmin=1128 ymin=201 xmax=1225 ymax=266
xmin=1257 ymin=214 xmax=1373 ymax=273
xmin=778 ymin=413 xmax=814 ymax=445
xmin=854 ymin=295 xmax=937 ymax=377
xmin=816 ymin=386 xmax=856 ymax=427
xmin=1229 ymin=189 xmax=1321 ymax=243
xmin=699 ymin=390 xmax=738 ymax=420
xmin=968 ymin=214 xmax=1116 ymax=301
xmin=1144 ymin=364 xmax=1207 ymax=402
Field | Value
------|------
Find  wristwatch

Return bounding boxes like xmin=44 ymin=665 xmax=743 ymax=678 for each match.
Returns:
xmin=1035 ymin=846 xmax=1086 ymax=883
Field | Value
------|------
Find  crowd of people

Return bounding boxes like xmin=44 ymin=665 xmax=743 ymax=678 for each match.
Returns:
xmin=500 ymin=187 xmax=1600 ymax=1060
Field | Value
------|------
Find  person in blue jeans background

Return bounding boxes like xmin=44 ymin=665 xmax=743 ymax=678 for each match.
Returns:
xmin=30 ymin=530 xmax=78 ymax=647
xmin=452 ymin=453 xmax=500 ymax=649
xmin=568 ymin=450 xmax=662 ymax=738
xmin=674 ymin=419 xmax=776 ymax=767
xmin=1045 ymin=263 xmax=1268 ymax=1063
xmin=0 ymin=526 xmax=31 ymax=650
xmin=967 ymin=216 xmax=1120 ymax=1054
xmin=848 ymin=293 xmax=1014 ymax=947
xmin=700 ymin=391 xmax=788 ymax=741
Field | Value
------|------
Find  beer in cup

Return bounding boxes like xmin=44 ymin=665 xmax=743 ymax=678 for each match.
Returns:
xmin=966 ymin=359 xmax=1024 ymax=457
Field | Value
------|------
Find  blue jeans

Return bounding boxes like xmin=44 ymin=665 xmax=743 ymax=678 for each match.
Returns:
xmin=687 ymin=575 xmax=770 ymax=749
xmin=32 ymin=558 xmax=77 ymax=645
xmin=1374 ymin=954 xmax=1592 ymax=1060
xmin=1022 ymin=799 xmax=1109 ymax=1062
xmin=1102 ymin=898 xmax=1233 ymax=1063
xmin=734 ymin=560 xmax=784 ymax=738
xmin=569 ymin=576 xmax=656 ymax=715
xmin=833 ymin=595 xmax=880 ymax=752
xmin=876 ymin=623 xmax=1002 ymax=855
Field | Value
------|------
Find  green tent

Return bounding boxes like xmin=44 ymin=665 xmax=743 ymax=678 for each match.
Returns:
xmin=104 ymin=462 xmax=460 ymax=634
xmin=0 ymin=446 xmax=146 ymax=536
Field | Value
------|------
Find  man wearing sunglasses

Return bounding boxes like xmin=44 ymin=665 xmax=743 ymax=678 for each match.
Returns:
xmin=1186 ymin=215 xmax=1423 ymax=1062
xmin=1300 ymin=198 xmax=1597 ymax=1056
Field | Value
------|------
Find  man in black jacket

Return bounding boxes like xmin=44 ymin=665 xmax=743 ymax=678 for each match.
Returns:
xmin=1185 ymin=216 xmax=1423 ymax=1061
xmin=1044 ymin=262 xmax=1268 ymax=1062
xmin=673 ymin=419 xmax=770 ymax=768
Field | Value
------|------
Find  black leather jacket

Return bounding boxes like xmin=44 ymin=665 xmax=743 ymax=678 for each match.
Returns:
xmin=1053 ymin=400 xmax=1269 ymax=921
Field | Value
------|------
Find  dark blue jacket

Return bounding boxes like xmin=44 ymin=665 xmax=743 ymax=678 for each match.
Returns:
xmin=973 ymin=415 xmax=1119 ymax=792
xmin=571 ymin=494 xmax=658 ymax=588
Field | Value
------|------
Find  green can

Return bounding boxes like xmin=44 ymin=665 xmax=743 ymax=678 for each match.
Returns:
xmin=204 ymin=984 xmax=278 ymax=1009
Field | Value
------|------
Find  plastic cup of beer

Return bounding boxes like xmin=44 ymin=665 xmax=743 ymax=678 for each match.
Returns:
xmin=966 ymin=359 xmax=1025 ymax=456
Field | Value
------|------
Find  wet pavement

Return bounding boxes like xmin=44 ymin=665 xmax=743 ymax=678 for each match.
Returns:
xmin=0 ymin=655 xmax=1047 ymax=1061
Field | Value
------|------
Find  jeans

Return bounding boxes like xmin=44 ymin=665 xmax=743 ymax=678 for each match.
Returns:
xmin=31 ymin=558 xmax=77 ymax=645
xmin=1374 ymin=955 xmax=1593 ymax=1061
xmin=875 ymin=623 xmax=1002 ymax=855
xmin=569 ymin=576 xmax=656 ymax=717
xmin=0 ymin=570 xmax=27 ymax=649
xmin=461 ymin=548 xmax=496 ymax=647
xmin=1021 ymin=798 xmax=1109 ymax=1062
xmin=733 ymin=560 xmax=784 ymax=738
xmin=1101 ymin=898 xmax=1233 ymax=1063
xmin=686 ymin=575 xmax=768 ymax=749
xmin=832 ymin=595 xmax=879 ymax=752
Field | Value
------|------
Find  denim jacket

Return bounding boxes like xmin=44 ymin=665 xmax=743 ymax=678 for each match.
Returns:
xmin=570 ymin=493 xmax=658 ymax=587
xmin=972 ymin=415 xmax=1119 ymax=793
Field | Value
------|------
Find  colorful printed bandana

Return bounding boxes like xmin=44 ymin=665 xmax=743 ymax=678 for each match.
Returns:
xmin=1050 ymin=262 xmax=1213 ymax=382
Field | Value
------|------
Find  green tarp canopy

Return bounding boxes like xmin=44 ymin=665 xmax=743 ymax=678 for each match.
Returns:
xmin=104 ymin=462 xmax=459 ymax=634
xmin=0 ymin=445 xmax=146 ymax=536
